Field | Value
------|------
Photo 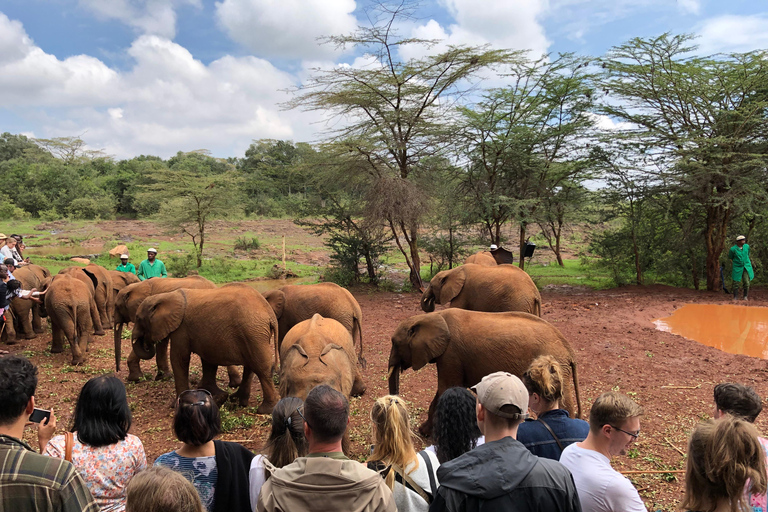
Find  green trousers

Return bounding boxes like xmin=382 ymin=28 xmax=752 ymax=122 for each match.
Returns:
xmin=733 ymin=270 xmax=750 ymax=298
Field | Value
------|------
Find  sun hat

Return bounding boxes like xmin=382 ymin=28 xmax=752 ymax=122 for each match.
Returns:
xmin=472 ymin=371 xmax=529 ymax=419
xmin=147 ymin=248 xmax=158 ymax=253
xmin=0 ymin=234 xmax=6 ymax=240
xmin=736 ymin=235 xmax=746 ymax=241
xmin=120 ymin=254 xmax=129 ymax=259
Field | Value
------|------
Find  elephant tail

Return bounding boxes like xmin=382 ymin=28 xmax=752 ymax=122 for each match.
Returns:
xmin=270 ymin=315 xmax=280 ymax=375
xmin=570 ymin=359 xmax=583 ymax=419
xmin=354 ymin=315 xmax=366 ymax=369
xmin=534 ymin=296 xmax=542 ymax=317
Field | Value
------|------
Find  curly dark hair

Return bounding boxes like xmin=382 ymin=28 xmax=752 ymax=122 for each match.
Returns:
xmin=433 ymin=387 xmax=481 ymax=463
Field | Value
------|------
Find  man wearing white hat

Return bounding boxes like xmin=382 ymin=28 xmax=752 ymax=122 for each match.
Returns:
xmin=115 ymin=254 xmax=136 ymax=275
xmin=136 ymin=248 xmax=167 ymax=281
xmin=431 ymin=372 xmax=581 ymax=512
xmin=729 ymin=235 xmax=753 ymax=301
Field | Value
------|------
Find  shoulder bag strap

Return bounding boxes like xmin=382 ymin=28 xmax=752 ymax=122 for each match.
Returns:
xmin=64 ymin=432 xmax=74 ymax=462
xmin=418 ymin=450 xmax=438 ymax=498
xmin=392 ymin=464 xmax=433 ymax=504
xmin=537 ymin=418 xmax=565 ymax=452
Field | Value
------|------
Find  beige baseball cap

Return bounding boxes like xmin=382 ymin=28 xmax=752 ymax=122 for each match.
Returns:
xmin=472 ymin=371 xmax=529 ymax=419
xmin=120 ymin=254 xmax=129 ymax=259
xmin=147 ymin=248 xmax=158 ymax=253
xmin=736 ymin=235 xmax=746 ymax=241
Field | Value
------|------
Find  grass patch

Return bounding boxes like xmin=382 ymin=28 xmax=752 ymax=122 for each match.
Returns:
xmin=525 ymin=258 xmax=613 ymax=289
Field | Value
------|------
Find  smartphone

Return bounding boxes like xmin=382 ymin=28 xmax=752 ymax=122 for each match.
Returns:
xmin=29 ymin=408 xmax=51 ymax=423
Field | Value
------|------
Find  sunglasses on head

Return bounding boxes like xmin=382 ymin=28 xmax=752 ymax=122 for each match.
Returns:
xmin=178 ymin=389 xmax=212 ymax=406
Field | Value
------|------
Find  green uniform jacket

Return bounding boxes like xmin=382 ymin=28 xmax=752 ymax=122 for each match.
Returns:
xmin=137 ymin=259 xmax=167 ymax=281
xmin=729 ymin=244 xmax=754 ymax=281
xmin=115 ymin=263 xmax=136 ymax=274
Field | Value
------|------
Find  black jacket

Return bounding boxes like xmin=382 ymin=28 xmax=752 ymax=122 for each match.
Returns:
xmin=429 ymin=436 xmax=582 ymax=512
xmin=213 ymin=440 xmax=255 ymax=512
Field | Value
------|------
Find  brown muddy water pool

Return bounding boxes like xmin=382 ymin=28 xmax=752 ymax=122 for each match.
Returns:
xmin=654 ymin=304 xmax=768 ymax=358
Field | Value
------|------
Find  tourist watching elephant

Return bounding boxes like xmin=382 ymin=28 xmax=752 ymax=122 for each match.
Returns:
xmin=40 ymin=375 xmax=147 ymax=512
xmin=425 ymin=387 xmax=484 ymax=463
xmin=518 ymin=355 xmax=589 ymax=460
xmin=155 ymin=389 xmax=254 ymax=512
xmin=126 ymin=466 xmax=205 ymax=512
xmin=249 ymin=397 xmax=308 ymax=510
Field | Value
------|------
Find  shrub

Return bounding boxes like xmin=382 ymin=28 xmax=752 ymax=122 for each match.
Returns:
xmin=165 ymin=253 xmax=194 ymax=277
xmin=234 ymin=237 xmax=260 ymax=251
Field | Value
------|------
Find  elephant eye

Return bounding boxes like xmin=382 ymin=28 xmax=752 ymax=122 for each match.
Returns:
xmin=408 ymin=326 xmax=417 ymax=337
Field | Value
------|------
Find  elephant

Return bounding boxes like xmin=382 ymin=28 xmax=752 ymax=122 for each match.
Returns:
xmin=263 ymin=282 xmax=364 ymax=364
xmin=387 ymin=309 xmax=582 ymax=437
xmin=57 ymin=266 xmax=106 ymax=335
xmin=108 ymin=270 xmax=140 ymax=296
xmin=6 ymin=264 xmax=50 ymax=342
xmin=421 ymin=263 xmax=541 ymax=316
xmin=464 ymin=247 xmax=515 ymax=266
xmin=130 ymin=283 xmax=280 ymax=413
xmin=279 ymin=313 xmax=366 ymax=400
xmin=112 ymin=275 xmax=221 ymax=383
xmin=39 ymin=274 xmax=95 ymax=365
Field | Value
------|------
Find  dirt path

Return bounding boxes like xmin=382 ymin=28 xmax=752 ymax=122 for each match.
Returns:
xmin=8 ymin=284 xmax=768 ymax=511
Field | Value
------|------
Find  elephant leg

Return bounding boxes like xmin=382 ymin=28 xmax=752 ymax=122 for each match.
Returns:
xmin=200 ymin=361 xmax=229 ymax=402
xmin=351 ymin=367 xmax=366 ymax=397
xmin=154 ymin=338 xmax=172 ymax=381
xmin=418 ymin=391 xmax=442 ymax=439
xmin=3 ymin=309 xmax=17 ymax=345
xmin=126 ymin=350 xmax=145 ymax=382
xmin=63 ymin=320 xmax=83 ymax=366
xmin=90 ymin=299 xmax=105 ymax=336
xmin=227 ymin=365 xmax=242 ymax=388
xmin=50 ymin=323 xmax=65 ymax=353
xmin=32 ymin=305 xmax=45 ymax=334
xmin=229 ymin=368 xmax=256 ymax=408
xmin=98 ymin=301 xmax=112 ymax=331
xmin=254 ymin=366 xmax=279 ymax=414
xmin=170 ymin=342 xmax=192 ymax=399
xmin=16 ymin=304 xmax=35 ymax=339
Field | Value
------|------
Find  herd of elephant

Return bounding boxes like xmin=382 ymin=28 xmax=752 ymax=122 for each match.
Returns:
xmin=3 ymin=250 xmax=581 ymax=437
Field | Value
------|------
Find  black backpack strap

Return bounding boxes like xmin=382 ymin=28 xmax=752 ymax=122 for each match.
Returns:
xmin=537 ymin=417 xmax=565 ymax=452
xmin=419 ymin=450 xmax=438 ymax=498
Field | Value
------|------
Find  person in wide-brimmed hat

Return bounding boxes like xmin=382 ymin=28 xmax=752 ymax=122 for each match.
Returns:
xmin=729 ymin=235 xmax=753 ymax=301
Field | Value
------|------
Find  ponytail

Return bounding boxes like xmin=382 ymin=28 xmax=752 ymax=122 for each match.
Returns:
xmin=263 ymin=397 xmax=308 ymax=472
xmin=522 ymin=355 xmax=564 ymax=404
xmin=368 ymin=395 xmax=418 ymax=490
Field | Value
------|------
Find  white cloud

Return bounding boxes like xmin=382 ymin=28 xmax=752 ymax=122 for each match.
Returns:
xmin=215 ymin=0 xmax=358 ymax=60
xmin=0 ymin=13 xmax=325 ymax=159
xmin=677 ymin=0 xmax=701 ymax=15
xmin=77 ymin=0 xmax=201 ymax=39
xmin=696 ymin=14 xmax=768 ymax=55
xmin=400 ymin=0 xmax=550 ymax=61
xmin=587 ymin=113 xmax=635 ymax=131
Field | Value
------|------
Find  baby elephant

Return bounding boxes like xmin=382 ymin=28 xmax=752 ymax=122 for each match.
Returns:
xmin=279 ymin=314 xmax=366 ymax=400
xmin=40 ymin=274 xmax=94 ymax=365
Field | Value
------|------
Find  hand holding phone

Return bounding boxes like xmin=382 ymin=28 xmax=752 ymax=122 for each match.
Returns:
xmin=29 ymin=408 xmax=51 ymax=423
xmin=35 ymin=407 xmax=57 ymax=452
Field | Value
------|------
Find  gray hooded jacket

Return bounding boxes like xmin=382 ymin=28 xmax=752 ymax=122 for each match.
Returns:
xmin=429 ymin=436 xmax=582 ymax=512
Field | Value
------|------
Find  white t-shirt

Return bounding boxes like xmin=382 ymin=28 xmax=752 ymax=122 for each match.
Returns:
xmin=249 ymin=454 xmax=267 ymax=512
xmin=424 ymin=435 xmax=485 ymax=456
xmin=389 ymin=450 xmax=440 ymax=512
xmin=560 ymin=443 xmax=646 ymax=512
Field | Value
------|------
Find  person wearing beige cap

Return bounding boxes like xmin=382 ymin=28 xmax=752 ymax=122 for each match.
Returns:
xmin=136 ymin=248 xmax=167 ymax=281
xmin=116 ymin=254 xmax=136 ymax=275
xmin=729 ymin=235 xmax=753 ymax=301
xmin=430 ymin=371 xmax=581 ymax=512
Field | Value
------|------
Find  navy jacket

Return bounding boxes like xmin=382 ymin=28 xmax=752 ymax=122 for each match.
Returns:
xmin=516 ymin=409 xmax=589 ymax=460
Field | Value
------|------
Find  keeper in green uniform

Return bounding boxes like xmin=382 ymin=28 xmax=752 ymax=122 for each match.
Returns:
xmin=729 ymin=235 xmax=754 ymax=301
xmin=116 ymin=254 xmax=136 ymax=274
xmin=136 ymin=248 xmax=167 ymax=281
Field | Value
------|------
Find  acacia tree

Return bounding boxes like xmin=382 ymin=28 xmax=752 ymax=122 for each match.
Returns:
xmin=600 ymin=34 xmax=768 ymax=291
xmin=536 ymin=177 xmax=590 ymax=267
xmin=455 ymin=54 xmax=595 ymax=269
xmin=286 ymin=3 xmax=517 ymax=289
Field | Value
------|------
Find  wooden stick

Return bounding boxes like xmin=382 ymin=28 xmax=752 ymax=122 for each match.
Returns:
xmin=664 ymin=437 xmax=686 ymax=457
xmin=620 ymin=470 xmax=685 ymax=475
xmin=660 ymin=384 xmax=701 ymax=389
xmin=282 ymin=235 xmax=286 ymax=271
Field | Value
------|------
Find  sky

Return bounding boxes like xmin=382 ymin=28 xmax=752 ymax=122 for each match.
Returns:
xmin=1 ymin=0 xmax=766 ymax=160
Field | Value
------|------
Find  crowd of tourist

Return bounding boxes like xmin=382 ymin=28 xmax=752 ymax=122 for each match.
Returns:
xmin=1 ymin=351 xmax=767 ymax=512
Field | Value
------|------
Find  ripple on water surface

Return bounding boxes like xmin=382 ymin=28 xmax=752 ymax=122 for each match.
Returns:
xmin=654 ymin=304 xmax=768 ymax=359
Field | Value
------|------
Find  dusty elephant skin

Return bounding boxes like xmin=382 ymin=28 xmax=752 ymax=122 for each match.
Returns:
xmin=108 ymin=270 xmax=140 ymax=297
xmin=421 ymin=263 xmax=542 ymax=316
xmin=279 ymin=313 xmax=366 ymax=400
xmin=264 ymin=282 xmax=365 ymax=365
xmin=6 ymin=264 xmax=50 ymax=343
xmin=131 ymin=283 xmax=280 ymax=413
xmin=388 ymin=308 xmax=581 ymax=437
xmin=57 ymin=266 xmax=106 ymax=336
xmin=464 ymin=251 xmax=497 ymax=266
xmin=40 ymin=273 xmax=94 ymax=365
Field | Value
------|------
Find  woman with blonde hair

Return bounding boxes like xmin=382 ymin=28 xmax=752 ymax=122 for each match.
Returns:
xmin=518 ymin=355 xmax=589 ymax=459
xmin=682 ymin=416 xmax=767 ymax=512
xmin=367 ymin=395 xmax=440 ymax=512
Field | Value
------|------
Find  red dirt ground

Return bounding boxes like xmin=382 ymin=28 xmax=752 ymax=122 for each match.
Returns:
xmin=8 ymin=283 xmax=768 ymax=511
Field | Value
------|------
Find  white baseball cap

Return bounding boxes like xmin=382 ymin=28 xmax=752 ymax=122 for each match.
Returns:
xmin=120 ymin=254 xmax=129 ymax=259
xmin=147 ymin=248 xmax=158 ymax=253
xmin=736 ymin=235 xmax=746 ymax=241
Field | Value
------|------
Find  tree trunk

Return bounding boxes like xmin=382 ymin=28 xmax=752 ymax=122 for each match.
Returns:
xmin=555 ymin=227 xmax=564 ymax=267
xmin=704 ymin=204 xmax=729 ymax=291
xmin=690 ymin=250 xmax=699 ymax=290
xmin=518 ymin=224 xmax=526 ymax=271
xmin=407 ymin=234 xmax=422 ymax=290
xmin=632 ymin=229 xmax=642 ymax=285
xmin=364 ymin=250 xmax=377 ymax=284
xmin=494 ymin=222 xmax=501 ymax=247
xmin=448 ymin=227 xmax=454 ymax=269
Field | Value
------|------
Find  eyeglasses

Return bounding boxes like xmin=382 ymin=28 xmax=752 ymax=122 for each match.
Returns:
xmin=296 ymin=405 xmax=312 ymax=430
xmin=178 ymin=389 xmax=212 ymax=406
xmin=610 ymin=425 xmax=640 ymax=439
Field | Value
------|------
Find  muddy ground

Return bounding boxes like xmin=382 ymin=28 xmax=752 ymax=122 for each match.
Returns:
xmin=8 ymin=282 xmax=768 ymax=511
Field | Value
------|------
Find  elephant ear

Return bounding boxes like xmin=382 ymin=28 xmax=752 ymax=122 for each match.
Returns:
xmin=410 ymin=314 xmax=451 ymax=371
xmin=319 ymin=343 xmax=344 ymax=366
xmin=147 ymin=290 xmax=187 ymax=341
xmin=440 ymin=267 xmax=466 ymax=304
xmin=82 ymin=268 xmax=99 ymax=291
xmin=286 ymin=344 xmax=309 ymax=366
xmin=264 ymin=290 xmax=286 ymax=319
xmin=39 ymin=276 xmax=53 ymax=293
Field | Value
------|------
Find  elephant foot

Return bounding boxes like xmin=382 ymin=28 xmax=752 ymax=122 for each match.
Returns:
xmin=4 ymin=339 xmax=18 ymax=346
xmin=418 ymin=422 xmax=432 ymax=439
xmin=94 ymin=329 xmax=106 ymax=336
xmin=34 ymin=328 xmax=45 ymax=334
xmin=126 ymin=371 xmax=144 ymax=382
xmin=351 ymin=381 xmax=366 ymax=397
xmin=256 ymin=401 xmax=275 ymax=415
xmin=154 ymin=371 xmax=173 ymax=382
xmin=23 ymin=333 xmax=35 ymax=340
xmin=50 ymin=345 xmax=64 ymax=354
xmin=228 ymin=376 xmax=243 ymax=389
xmin=70 ymin=358 xmax=85 ymax=366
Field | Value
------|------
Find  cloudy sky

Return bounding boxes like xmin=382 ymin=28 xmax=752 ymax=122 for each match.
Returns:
xmin=0 ymin=0 xmax=765 ymax=159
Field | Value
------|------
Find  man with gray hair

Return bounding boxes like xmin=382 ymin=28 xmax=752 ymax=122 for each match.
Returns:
xmin=430 ymin=372 xmax=581 ymax=512
xmin=560 ymin=391 xmax=645 ymax=512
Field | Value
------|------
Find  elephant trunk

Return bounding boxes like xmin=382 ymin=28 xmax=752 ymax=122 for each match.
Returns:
xmin=421 ymin=287 xmax=436 ymax=313
xmin=131 ymin=336 xmax=156 ymax=360
xmin=387 ymin=345 xmax=401 ymax=395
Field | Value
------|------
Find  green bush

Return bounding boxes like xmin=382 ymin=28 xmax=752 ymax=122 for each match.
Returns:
xmin=234 ymin=237 xmax=260 ymax=251
xmin=66 ymin=194 xmax=115 ymax=220
xmin=165 ymin=253 xmax=194 ymax=277
xmin=323 ymin=266 xmax=356 ymax=287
